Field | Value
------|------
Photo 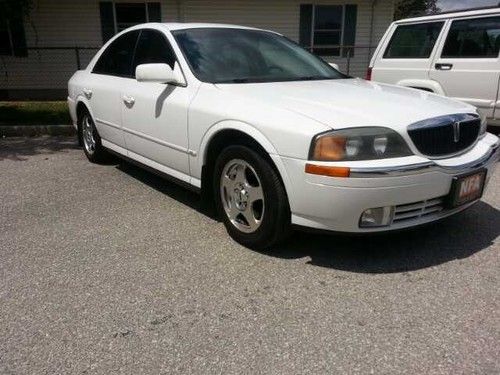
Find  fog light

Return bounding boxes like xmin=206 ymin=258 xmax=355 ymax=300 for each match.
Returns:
xmin=359 ymin=206 xmax=394 ymax=228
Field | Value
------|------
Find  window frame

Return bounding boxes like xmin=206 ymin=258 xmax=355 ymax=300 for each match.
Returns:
xmin=382 ymin=21 xmax=445 ymax=60
xmin=440 ymin=15 xmax=500 ymax=59
xmin=308 ymin=4 xmax=350 ymax=57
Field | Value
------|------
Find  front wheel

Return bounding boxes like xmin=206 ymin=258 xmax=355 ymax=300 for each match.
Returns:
xmin=214 ymin=145 xmax=291 ymax=249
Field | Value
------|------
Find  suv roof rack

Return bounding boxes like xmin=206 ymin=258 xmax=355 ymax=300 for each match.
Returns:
xmin=431 ymin=5 xmax=499 ymax=16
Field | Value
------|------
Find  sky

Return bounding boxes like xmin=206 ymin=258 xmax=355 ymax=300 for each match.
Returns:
xmin=437 ymin=0 xmax=498 ymax=11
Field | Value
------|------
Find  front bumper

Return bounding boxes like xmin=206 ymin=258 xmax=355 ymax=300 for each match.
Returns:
xmin=278 ymin=133 xmax=499 ymax=233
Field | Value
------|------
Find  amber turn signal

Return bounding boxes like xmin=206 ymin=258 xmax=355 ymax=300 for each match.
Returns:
xmin=312 ymin=135 xmax=346 ymax=161
xmin=305 ymin=164 xmax=350 ymax=178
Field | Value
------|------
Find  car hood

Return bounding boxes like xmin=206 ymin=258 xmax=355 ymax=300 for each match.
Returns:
xmin=215 ymin=78 xmax=475 ymax=131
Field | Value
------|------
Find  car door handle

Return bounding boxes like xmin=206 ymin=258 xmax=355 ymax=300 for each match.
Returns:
xmin=83 ymin=88 xmax=92 ymax=99
xmin=435 ymin=63 xmax=453 ymax=71
xmin=122 ymin=95 xmax=135 ymax=106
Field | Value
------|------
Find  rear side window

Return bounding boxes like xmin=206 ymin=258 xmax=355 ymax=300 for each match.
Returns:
xmin=384 ymin=22 xmax=444 ymax=59
xmin=442 ymin=16 xmax=500 ymax=58
xmin=132 ymin=29 xmax=177 ymax=75
xmin=93 ymin=30 xmax=139 ymax=77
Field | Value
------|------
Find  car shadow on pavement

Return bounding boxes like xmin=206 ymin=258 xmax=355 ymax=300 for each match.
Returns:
xmin=116 ymin=157 xmax=499 ymax=274
xmin=0 ymin=136 xmax=79 ymax=161
xmin=115 ymin=160 xmax=217 ymax=218
xmin=270 ymin=201 xmax=500 ymax=273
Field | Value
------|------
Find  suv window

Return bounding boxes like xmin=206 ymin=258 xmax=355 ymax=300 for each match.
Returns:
xmin=93 ymin=30 xmax=140 ymax=77
xmin=132 ymin=29 xmax=176 ymax=76
xmin=384 ymin=22 xmax=444 ymax=59
xmin=442 ymin=16 xmax=500 ymax=58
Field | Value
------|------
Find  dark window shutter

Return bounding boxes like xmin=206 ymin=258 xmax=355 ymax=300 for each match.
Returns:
xmin=299 ymin=4 xmax=313 ymax=49
xmin=99 ymin=1 xmax=115 ymax=44
xmin=10 ymin=15 xmax=27 ymax=57
xmin=342 ymin=4 xmax=357 ymax=57
xmin=0 ymin=19 xmax=13 ymax=55
xmin=147 ymin=3 xmax=161 ymax=22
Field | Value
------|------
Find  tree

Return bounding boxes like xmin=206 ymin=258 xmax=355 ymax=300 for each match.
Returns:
xmin=394 ymin=0 xmax=441 ymax=20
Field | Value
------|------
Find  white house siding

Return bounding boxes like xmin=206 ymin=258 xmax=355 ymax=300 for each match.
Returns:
xmin=0 ymin=0 xmax=394 ymax=99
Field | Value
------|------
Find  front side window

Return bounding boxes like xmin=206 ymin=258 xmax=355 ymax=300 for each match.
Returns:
xmin=132 ymin=29 xmax=176 ymax=74
xmin=173 ymin=28 xmax=346 ymax=83
xmin=93 ymin=30 xmax=139 ymax=77
xmin=384 ymin=22 xmax=444 ymax=59
xmin=442 ymin=16 xmax=500 ymax=58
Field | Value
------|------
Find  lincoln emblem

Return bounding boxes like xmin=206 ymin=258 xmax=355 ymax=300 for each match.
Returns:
xmin=453 ymin=121 xmax=461 ymax=143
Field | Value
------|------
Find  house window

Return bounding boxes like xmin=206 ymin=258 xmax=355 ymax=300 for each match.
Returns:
xmin=299 ymin=4 xmax=357 ymax=57
xmin=99 ymin=2 xmax=161 ymax=43
xmin=0 ymin=16 xmax=27 ymax=57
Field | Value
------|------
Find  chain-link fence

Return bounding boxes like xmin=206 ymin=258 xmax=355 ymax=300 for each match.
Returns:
xmin=1 ymin=45 xmax=376 ymax=100
xmin=0 ymin=47 xmax=99 ymax=99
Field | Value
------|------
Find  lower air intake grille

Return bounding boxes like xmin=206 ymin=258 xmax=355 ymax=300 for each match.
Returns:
xmin=392 ymin=197 xmax=445 ymax=224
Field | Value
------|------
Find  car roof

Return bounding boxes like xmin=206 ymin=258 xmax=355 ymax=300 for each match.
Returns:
xmin=133 ymin=22 xmax=277 ymax=34
xmin=395 ymin=7 xmax=500 ymax=24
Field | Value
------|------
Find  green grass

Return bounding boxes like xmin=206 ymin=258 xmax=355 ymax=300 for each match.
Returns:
xmin=0 ymin=101 xmax=71 ymax=125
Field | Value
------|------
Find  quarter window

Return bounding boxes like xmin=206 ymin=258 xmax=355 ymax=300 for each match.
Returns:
xmin=384 ymin=22 xmax=444 ymax=59
xmin=442 ymin=16 xmax=500 ymax=58
xmin=132 ymin=29 xmax=176 ymax=75
xmin=92 ymin=30 xmax=139 ymax=77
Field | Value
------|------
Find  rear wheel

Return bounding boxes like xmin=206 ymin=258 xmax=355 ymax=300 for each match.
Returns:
xmin=79 ymin=110 xmax=108 ymax=163
xmin=214 ymin=145 xmax=291 ymax=249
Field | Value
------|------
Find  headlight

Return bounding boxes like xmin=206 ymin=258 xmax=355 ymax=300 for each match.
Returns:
xmin=309 ymin=127 xmax=412 ymax=161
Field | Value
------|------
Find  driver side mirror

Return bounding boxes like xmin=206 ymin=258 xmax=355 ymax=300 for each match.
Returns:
xmin=135 ymin=63 xmax=186 ymax=86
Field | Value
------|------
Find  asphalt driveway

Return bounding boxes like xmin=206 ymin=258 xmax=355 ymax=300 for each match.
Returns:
xmin=1 ymin=136 xmax=499 ymax=374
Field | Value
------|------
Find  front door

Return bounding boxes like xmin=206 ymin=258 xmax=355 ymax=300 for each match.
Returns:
xmin=430 ymin=16 xmax=500 ymax=119
xmin=120 ymin=29 xmax=190 ymax=178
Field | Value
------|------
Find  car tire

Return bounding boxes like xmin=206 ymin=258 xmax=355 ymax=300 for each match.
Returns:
xmin=79 ymin=109 xmax=108 ymax=163
xmin=214 ymin=145 xmax=291 ymax=249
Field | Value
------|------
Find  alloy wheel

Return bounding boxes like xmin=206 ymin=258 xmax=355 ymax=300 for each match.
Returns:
xmin=220 ymin=159 xmax=265 ymax=233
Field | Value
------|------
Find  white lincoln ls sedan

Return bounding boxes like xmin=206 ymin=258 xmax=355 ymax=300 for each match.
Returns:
xmin=68 ymin=23 xmax=499 ymax=248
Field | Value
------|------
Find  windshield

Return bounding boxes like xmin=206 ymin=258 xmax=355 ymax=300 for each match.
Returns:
xmin=172 ymin=28 xmax=347 ymax=83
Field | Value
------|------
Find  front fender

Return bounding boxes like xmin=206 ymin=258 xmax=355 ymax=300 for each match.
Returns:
xmin=193 ymin=120 xmax=293 ymax=201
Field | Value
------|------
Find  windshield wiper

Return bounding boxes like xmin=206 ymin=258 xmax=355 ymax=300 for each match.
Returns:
xmin=217 ymin=78 xmax=255 ymax=83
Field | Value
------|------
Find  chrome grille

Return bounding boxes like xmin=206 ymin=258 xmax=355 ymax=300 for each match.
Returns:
xmin=392 ymin=197 xmax=445 ymax=224
xmin=408 ymin=114 xmax=480 ymax=157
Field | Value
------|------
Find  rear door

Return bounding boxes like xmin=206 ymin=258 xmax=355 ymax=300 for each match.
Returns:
xmin=371 ymin=21 xmax=445 ymax=84
xmin=430 ymin=15 xmax=500 ymax=119
xmin=89 ymin=30 xmax=140 ymax=149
